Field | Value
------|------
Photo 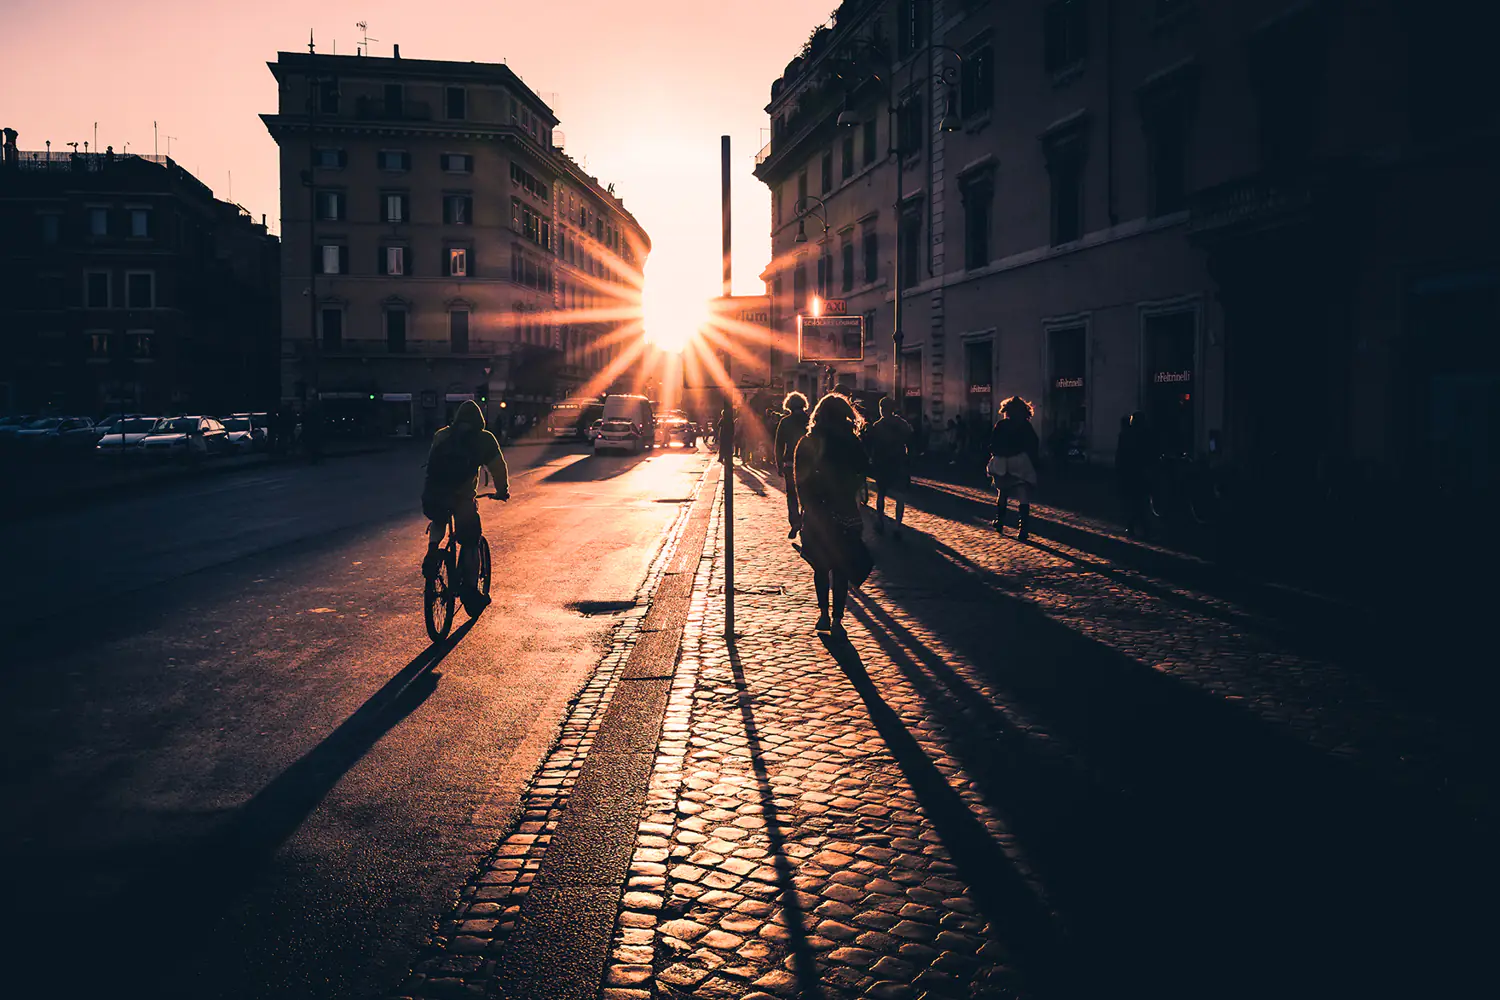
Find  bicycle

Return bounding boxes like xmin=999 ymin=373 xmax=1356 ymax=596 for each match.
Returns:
xmin=423 ymin=493 xmax=503 ymax=642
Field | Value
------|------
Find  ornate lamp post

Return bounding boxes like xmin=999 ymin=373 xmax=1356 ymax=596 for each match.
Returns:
xmin=790 ymin=195 xmax=837 ymax=393
xmin=834 ymin=40 xmax=964 ymax=405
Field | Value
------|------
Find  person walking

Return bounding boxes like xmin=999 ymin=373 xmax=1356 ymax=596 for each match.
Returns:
xmin=987 ymin=396 xmax=1041 ymax=541
xmin=1115 ymin=411 xmax=1155 ymax=537
xmin=774 ymin=392 xmax=810 ymax=538
xmin=794 ymin=393 xmax=872 ymax=638
xmin=864 ymin=397 xmax=913 ymax=539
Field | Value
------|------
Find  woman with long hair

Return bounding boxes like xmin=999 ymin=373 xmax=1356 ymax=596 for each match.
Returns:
xmin=793 ymin=393 xmax=872 ymax=637
xmin=988 ymin=395 xmax=1041 ymax=541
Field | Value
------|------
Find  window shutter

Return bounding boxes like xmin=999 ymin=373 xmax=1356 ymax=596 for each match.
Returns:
xmin=401 ymin=151 xmax=411 ymax=171
xmin=443 ymin=198 xmax=452 ymax=225
xmin=378 ymin=246 xmax=387 ymax=275
xmin=338 ymin=246 xmax=349 ymax=275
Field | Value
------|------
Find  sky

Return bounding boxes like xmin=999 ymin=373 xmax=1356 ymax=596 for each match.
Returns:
xmin=1 ymin=0 xmax=835 ymax=344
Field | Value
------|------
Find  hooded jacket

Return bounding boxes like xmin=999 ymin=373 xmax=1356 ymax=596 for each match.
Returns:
xmin=424 ymin=399 xmax=509 ymax=502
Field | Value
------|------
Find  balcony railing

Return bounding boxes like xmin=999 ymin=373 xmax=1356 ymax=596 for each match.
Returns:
xmin=11 ymin=151 xmax=174 ymax=172
xmin=755 ymin=140 xmax=773 ymax=165
xmin=292 ymin=337 xmax=502 ymax=358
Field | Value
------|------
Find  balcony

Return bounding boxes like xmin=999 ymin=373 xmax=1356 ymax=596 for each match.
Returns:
xmin=292 ymin=337 xmax=503 ymax=359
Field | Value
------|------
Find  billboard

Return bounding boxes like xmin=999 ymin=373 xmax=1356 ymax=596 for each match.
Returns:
xmin=798 ymin=314 xmax=865 ymax=362
xmin=684 ymin=295 xmax=773 ymax=389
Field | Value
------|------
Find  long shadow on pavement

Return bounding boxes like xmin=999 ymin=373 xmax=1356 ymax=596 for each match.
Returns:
xmin=818 ymin=632 xmax=1073 ymax=998
xmin=727 ymin=642 xmax=824 ymax=1000
xmin=80 ymin=618 xmax=478 ymax=992
xmin=846 ymin=528 xmax=1494 ymax=999
xmin=542 ymin=451 xmax=650 ymax=482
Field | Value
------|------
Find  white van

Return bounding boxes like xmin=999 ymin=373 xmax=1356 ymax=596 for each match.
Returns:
xmin=594 ymin=394 xmax=656 ymax=455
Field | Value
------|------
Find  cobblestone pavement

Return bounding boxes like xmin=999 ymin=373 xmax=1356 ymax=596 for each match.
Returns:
xmin=598 ymin=465 xmax=1493 ymax=1000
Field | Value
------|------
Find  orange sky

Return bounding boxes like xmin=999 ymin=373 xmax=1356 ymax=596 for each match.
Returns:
xmin=1 ymin=0 xmax=834 ymax=318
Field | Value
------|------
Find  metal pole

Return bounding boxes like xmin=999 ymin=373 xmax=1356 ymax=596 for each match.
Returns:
xmin=892 ymin=105 xmax=904 ymax=407
xmin=720 ymin=134 xmax=734 ymax=639
xmin=307 ymin=60 xmax=321 ymax=458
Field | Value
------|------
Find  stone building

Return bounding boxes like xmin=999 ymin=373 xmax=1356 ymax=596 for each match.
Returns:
xmin=754 ymin=0 xmax=1498 ymax=508
xmin=262 ymin=46 xmax=649 ymax=439
xmin=0 ymin=135 xmax=279 ymax=417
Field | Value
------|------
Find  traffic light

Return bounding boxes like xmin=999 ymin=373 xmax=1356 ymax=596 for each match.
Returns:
xmin=476 ymin=384 xmax=488 ymax=404
xmin=368 ymin=392 xmax=376 ymax=401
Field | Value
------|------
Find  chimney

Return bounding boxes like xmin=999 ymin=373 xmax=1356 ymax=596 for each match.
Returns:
xmin=392 ymin=43 xmax=400 ymax=59
xmin=1 ymin=128 xmax=17 ymax=166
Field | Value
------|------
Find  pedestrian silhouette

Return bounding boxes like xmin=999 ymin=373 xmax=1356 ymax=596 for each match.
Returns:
xmin=793 ymin=393 xmax=872 ymax=639
xmin=775 ymin=392 xmax=810 ymax=538
xmin=987 ymin=396 xmax=1040 ymax=541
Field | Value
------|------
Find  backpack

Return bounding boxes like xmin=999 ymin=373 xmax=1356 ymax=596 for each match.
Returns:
xmin=426 ymin=429 xmax=476 ymax=493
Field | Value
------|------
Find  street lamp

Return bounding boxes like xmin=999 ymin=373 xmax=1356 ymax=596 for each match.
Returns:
xmin=836 ymin=40 xmax=964 ymax=407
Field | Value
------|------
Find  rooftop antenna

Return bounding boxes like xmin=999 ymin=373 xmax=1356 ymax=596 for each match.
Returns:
xmin=165 ymin=135 xmax=177 ymax=157
xmin=356 ymin=21 xmax=377 ymax=57
xmin=308 ymin=29 xmax=315 ymax=55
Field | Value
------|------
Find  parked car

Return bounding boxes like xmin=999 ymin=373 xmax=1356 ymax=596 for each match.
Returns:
xmin=14 ymin=416 xmax=97 ymax=453
xmin=596 ymin=394 xmax=655 ymax=455
xmin=0 ymin=415 xmax=35 ymax=450
xmin=586 ymin=418 xmax=603 ymax=442
xmin=96 ymin=416 xmax=162 ymax=455
xmin=139 ymin=416 xmax=230 ymax=460
xmin=222 ymin=413 xmax=269 ymax=451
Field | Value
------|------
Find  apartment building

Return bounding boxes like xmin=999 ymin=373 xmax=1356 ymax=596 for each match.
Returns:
xmin=0 ymin=134 xmax=279 ymax=416
xmin=262 ymin=47 xmax=649 ymax=438
xmin=754 ymin=0 xmax=1498 ymax=505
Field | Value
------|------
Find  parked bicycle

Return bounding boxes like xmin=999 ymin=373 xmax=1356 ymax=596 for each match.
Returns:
xmin=423 ymin=493 xmax=499 ymax=641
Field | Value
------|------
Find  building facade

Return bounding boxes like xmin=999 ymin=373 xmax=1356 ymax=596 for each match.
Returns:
xmin=0 ymin=134 xmax=280 ymax=416
xmin=754 ymin=0 xmax=1499 ymax=506
xmin=262 ymin=48 xmax=649 ymax=439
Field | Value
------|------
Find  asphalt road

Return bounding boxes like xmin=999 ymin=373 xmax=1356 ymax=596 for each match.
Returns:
xmin=0 ymin=441 xmax=712 ymax=998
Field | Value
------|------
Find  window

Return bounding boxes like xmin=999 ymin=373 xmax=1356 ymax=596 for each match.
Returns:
xmin=842 ymin=135 xmax=855 ymax=179
xmin=85 ymin=271 xmax=110 ymax=308
xmin=899 ymin=207 xmax=922 ymax=289
xmin=89 ymin=332 xmax=110 ymax=358
xmin=1050 ymin=159 xmax=1083 ymax=244
xmin=447 ymin=247 xmax=469 ymax=277
xmin=863 ymin=119 xmax=878 ymax=166
xmin=512 ymin=198 xmax=550 ymax=248
xmin=130 ymin=332 xmax=155 ymax=359
xmin=510 ymin=163 xmax=549 ymax=200
xmin=385 ymin=307 xmax=407 ymax=353
xmin=384 ymin=83 xmax=404 ymax=116
xmin=130 ymin=209 xmax=150 ymax=238
xmin=774 ymin=185 xmax=783 ymax=224
xmin=450 ymin=308 xmax=471 ymax=353
xmin=841 ymin=241 xmax=855 ymax=292
xmin=315 ymin=190 xmax=344 ymax=221
xmin=41 ymin=214 xmax=61 ymax=244
xmin=896 ymin=99 xmax=923 ymax=155
xmin=126 ymin=272 xmax=155 ymax=309
xmin=318 ymin=244 xmax=348 ymax=274
xmin=961 ymin=45 xmax=995 ymax=116
xmin=793 ymin=264 xmax=808 ymax=313
xmin=320 ymin=307 xmax=343 ymax=349
xmin=442 ymin=153 xmax=474 ymax=173
xmin=796 ymin=170 xmax=807 ymax=210
xmin=1147 ymin=117 xmax=1188 ymax=216
xmin=864 ymin=310 xmax=877 ymax=346
xmin=315 ymin=148 xmax=346 ymax=168
xmin=446 ymin=86 xmax=467 ymax=120
xmin=377 ymin=150 xmax=410 ymax=171
xmin=821 ymin=152 xmax=833 ymax=193
xmin=380 ymin=246 xmax=407 ymax=276
xmin=1044 ymin=0 xmax=1089 ymax=75
xmin=816 ymin=252 xmax=830 ymax=298
xmin=897 ymin=0 xmax=929 ymax=59
xmin=863 ymin=230 xmax=879 ymax=283
xmin=443 ymin=195 xmax=473 ymax=225
xmin=962 ymin=175 xmax=993 ymax=269
xmin=88 ymin=207 xmax=108 ymax=236
xmin=382 ymin=193 xmax=408 ymax=223
xmin=318 ymin=80 xmax=340 ymax=115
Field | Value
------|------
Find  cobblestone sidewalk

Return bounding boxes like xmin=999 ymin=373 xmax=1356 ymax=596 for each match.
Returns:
xmin=599 ymin=464 xmax=1492 ymax=999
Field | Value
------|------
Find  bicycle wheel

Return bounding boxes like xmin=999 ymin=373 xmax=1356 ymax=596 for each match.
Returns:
xmin=424 ymin=547 xmax=456 ymax=642
xmin=476 ymin=536 xmax=491 ymax=598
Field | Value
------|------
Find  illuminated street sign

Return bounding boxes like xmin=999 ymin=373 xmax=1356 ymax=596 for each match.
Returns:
xmin=797 ymin=314 xmax=865 ymax=362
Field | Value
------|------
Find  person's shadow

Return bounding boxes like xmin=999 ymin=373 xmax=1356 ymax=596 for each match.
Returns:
xmin=77 ymin=620 xmax=477 ymax=988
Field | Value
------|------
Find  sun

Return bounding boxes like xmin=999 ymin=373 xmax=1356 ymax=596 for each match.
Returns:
xmin=642 ymin=261 xmax=711 ymax=354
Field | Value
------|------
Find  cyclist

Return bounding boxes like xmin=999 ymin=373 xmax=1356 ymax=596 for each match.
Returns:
xmin=422 ymin=400 xmax=509 ymax=614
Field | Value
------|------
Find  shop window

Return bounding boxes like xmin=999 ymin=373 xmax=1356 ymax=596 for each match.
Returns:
xmin=1143 ymin=311 xmax=1196 ymax=457
xmin=1047 ymin=325 xmax=1088 ymax=456
xmin=965 ymin=340 xmax=994 ymax=423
